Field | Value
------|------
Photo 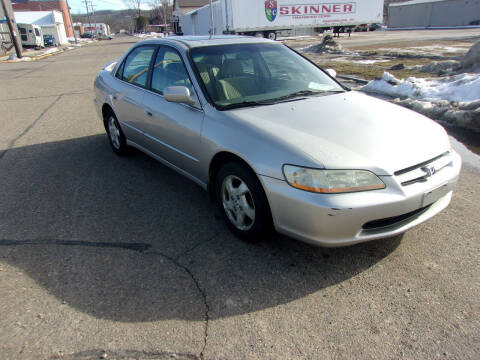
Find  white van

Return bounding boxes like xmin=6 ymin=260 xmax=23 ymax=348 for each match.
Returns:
xmin=17 ymin=23 xmax=44 ymax=48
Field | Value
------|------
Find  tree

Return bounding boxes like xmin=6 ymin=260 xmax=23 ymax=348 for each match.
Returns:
xmin=149 ymin=0 xmax=171 ymax=24
xmin=124 ymin=0 xmax=143 ymax=17
xmin=136 ymin=15 xmax=148 ymax=32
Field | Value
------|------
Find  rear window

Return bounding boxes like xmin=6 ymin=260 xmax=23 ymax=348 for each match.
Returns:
xmin=121 ymin=46 xmax=156 ymax=87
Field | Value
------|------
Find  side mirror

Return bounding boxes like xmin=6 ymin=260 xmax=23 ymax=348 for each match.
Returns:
xmin=164 ymin=86 xmax=197 ymax=107
xmin=325 ymin=68 xmax=337 ymax=78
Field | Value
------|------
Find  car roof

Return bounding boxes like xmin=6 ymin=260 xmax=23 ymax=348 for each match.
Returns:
xmin=139 ymin=35 xmax=275 ymax=49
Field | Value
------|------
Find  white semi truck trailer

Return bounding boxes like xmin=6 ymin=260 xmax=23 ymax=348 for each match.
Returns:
xmin=180 ymin=0 xmax=384 ymax=39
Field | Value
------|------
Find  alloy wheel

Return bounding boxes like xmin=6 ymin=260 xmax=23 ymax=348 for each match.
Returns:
xmin=221 ymin=175 xmax=256 ymax=231
xmin=108 ymin=116 xmax=121 ymax=150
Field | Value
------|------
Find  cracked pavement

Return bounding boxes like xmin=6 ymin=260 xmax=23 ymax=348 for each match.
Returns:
xmin=0 ymin=36 xmax=479 ymax=360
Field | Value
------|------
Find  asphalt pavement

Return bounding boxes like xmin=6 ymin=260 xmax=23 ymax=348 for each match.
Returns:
xmin=0 ymin=36 xmax=479 ymax=360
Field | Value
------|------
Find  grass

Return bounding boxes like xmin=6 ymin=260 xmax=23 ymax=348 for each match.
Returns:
xmin=304 ymin=55 xmax=438 ymax=80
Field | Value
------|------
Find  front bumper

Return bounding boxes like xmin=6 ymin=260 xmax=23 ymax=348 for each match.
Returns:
xmin=261 ymin=151 xmax=462 ymax=247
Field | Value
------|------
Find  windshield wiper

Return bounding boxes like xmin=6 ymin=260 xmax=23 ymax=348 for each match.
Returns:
xmin=268 ymin=90 xmax=344 ymax=103
xmin=219 ymin=100 xmax=275 ymax=110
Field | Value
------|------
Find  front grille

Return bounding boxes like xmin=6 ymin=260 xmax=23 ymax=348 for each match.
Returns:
xmin=362 ymin=205 xmax=432 ymax=230
xmin=394 ymin=152 xmax=451 ymax=186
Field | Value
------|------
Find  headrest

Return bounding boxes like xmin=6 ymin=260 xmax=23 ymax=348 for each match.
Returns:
xmin=222 ymin=59 xmax=245 ymax=77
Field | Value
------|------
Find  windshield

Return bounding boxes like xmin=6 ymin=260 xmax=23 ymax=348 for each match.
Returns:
xmin=190 ymin=43 xmax=344 ymax=110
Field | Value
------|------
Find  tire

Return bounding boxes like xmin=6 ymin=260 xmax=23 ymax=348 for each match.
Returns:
xmin=216 ymin=162 xmax=273 ymax=243
xmin=266 ymin=31 xmax=277 ymax=40
xmin=105 ymin=111 xmax=128 ymax=155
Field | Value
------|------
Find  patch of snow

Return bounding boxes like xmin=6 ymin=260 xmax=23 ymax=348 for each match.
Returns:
xmin=42 ymin=47 xmax=59 ymax=55
xmin=67 ymin=46 xmax=74 ymax=50
xmin=7 ymin=54 xmax=32 ymax=61
xmin=378 ymin=44 xmax=469 ymax=55
xmin=363 ymin=72 xmax=480 ymax=102
xmin=363 ymin=72 xmax=480 ymax=130
xmin=354 ymin=59 xmax=390 ymax=64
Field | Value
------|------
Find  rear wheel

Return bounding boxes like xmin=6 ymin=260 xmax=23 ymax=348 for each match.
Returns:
xmin=105 ymin=112 xmax=128 ymax=155
xmin=266 ymin=31 xmax=277 ymax=40
xmin=216 ymin=162 xmax=272 ymax=243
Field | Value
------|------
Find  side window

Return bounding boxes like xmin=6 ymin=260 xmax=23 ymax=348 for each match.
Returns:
xmin=34 ymin=28 xmax=40 ymax=36
xmin=121 ymin=46 xmax=156 ymax=87
xmin=151 ymin=47 xmax=193 ymax=95
xmin=19 ymin=28 xmax=26 ymax=35
xmin=115 ymin=60 xmax=125 ymax=80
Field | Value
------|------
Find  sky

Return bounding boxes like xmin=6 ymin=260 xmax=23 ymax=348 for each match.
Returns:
xmin=69 ymin=0 xmax=153 ymax=15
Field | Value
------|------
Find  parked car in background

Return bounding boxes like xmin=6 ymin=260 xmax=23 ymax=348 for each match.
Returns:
xmin=80 ymin=32 xmax=96 ymax=39
xmin=43 ymin=34 xmax=57 ymax=47
xmin=94 ymin=36 xmax=461 ymax=247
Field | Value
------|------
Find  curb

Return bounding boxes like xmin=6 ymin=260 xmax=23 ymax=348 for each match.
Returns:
xmin=0 ymin=41 xmax=94 ymax=63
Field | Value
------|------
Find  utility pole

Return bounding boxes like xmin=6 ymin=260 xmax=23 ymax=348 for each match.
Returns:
xmin=0 ymin=0 xmax=22 ymax=58
xmin=66 ymin=0 xmax=78 ymax=44
xmin=209 ymin=0 xmax=214 ymax=37
xmin=88 ymin=1 xmax=97 ymax=37
xmin=163 ymin=0 xmax=167 ymax=34
xmin=84 ymin=0 xmax=92 ymax=35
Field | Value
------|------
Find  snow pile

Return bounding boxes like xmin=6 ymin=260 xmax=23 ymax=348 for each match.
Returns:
xmin=302 ymin=34 xmax=343 ymax=54
xmin=363 ymin=72 xmax=480 ymax=130
xmin=462 ymin=40 xmax=480 ymax=72
xmin=363 ymin=72 xmax=480 ymax=102
xmin=7 ymin=53 xmax=32 ymax=62
xmin=410 ymin=60 xmax=461 ymax=75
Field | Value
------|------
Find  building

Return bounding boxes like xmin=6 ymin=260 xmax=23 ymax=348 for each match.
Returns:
xmin=172 ymin=0 xmax=210 ymax=33
xmin=383 ymin=0 xmax=410 ymax=23
xmin=14 ymin=10 xmax=68 ymax=44
xmin=83 ymin=23 xmax=110 ymax=36
xmin=73 ymin=22 xmax=83 ymax=37
xmin=388 ymin=0 xmax=480 ymax=28
xmin=173 ymin=0 xmax=210 ymax=15
xmin=11 ymin=0 xmax=73 ymax=37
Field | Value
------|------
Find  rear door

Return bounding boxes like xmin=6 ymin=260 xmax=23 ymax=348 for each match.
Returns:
xmin=111 ymin=45 xmax=157 ymax=146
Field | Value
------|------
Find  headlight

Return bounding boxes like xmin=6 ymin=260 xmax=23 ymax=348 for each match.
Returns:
xmin=283 ymin=165 xmax=385 ymax=194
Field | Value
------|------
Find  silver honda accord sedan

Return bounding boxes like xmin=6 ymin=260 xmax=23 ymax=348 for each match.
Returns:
xmin=93 ymin=36 xmax=461 ymax=247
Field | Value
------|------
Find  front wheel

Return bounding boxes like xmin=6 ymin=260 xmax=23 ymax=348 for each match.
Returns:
xmin=216 ymin=162 xmax=273 ymax=243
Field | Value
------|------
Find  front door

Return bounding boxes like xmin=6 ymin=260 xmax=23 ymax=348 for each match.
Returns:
xmin=141 ymin=46 xmax=204 ymax=181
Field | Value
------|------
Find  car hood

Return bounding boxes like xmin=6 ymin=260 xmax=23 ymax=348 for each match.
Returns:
xmin=228 ymin=91 xmax=450 ymax=176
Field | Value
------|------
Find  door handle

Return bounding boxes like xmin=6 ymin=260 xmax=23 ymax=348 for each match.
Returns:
xmin=112 ymin=95 xmax=117 ymax=100
xmin=146 ymin=111 xmax=153 ymax=117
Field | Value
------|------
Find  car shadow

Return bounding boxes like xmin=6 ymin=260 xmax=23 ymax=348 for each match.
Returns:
xmin=0 ymin=134 xmax=402 ymax=322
